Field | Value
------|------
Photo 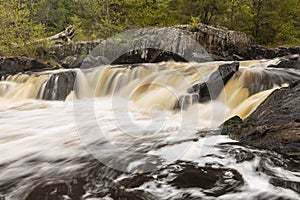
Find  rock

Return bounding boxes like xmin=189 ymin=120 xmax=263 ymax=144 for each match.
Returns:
xmin=221 ymin=116 xmax=243 ymax=135
xmin=61 ymin=56 xmax=83 ymax=69
xmin=175 ymin=62 xmax=239 ymax=110
xmin=42 ymin=71 xmax=76 ymax=101
xmin=0 ymin=57 xmax=50 ymax=76
xmin=111 ymin=48 xmax=189 ymax=64
xmin=275 ymin=47 xmax=291 ymax=57
xmin=264 ymin=49 xmax=277 ymax=59
xmin=227 ymin=81 xmax=300 ymax=157
xmin=190 ymin=62 xmax=240 ymax=103
xmin=288 ymin=46 xmax=300 ymax=54
xmin=255 ymin=47 xmax=266 ymax=57
xmin=175 ymin=24 xmax=255 ymax=58
xmin=35 ymin=24 xmax=255 ymax=66
xmin=267 ymin=55 xmax=300 ymax=70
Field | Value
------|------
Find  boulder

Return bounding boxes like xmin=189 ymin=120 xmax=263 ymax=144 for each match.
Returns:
xmin=275 ymin=46 xmax=291 ymax=57
xmin=42 ymin=71 xmax=76 ymax=101
xmin=226 ymin=81 xmax=300 ymax=157
xmin=288 ymin=46 xmax=300 ymax=54
xmin=189 ymin=62 xmax=239 ymax=102
xmin=174 ymin=62 xmax=239 ymax=110
xmin=61 ymin=56 xmax=83 ymax=69
xmin=267 ymin=55 xmax=300 ymax=70
xmin=0 ymin=57 xmax=50 ymax=76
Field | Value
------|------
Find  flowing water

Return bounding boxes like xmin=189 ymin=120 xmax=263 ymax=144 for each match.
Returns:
xmin=0 ymin=59 xmax=300 ymax=199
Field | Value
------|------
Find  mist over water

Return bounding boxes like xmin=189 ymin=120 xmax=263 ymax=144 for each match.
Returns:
xmin=0 ymin=59 xmax=300 ymax=199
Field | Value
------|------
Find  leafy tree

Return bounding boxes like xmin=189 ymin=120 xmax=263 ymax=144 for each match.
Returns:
xmin=0 ymin=0 xmax=45 ymax=56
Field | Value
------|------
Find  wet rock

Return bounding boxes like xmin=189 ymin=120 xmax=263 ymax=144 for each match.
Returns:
xmin=269 ymin=178 xmax=300 ymax=194
xmin=227 ymin=148 xmax=255 ymax=163
xmin=61 ymin=56 xmax=83 ymax=69
xmin=227 ymin=81 xmax=300 ymax=157
xmin=192 ymin=62 xmax=239 ymax=102
xmin=288 ymin=46 xmax=300 ymax=54
xmin=168 ymin=161 xmax=244 ymax=197
xmin=0 ymin=57 xmax=50 ymax=76
xmin=221 ymin=116 xmax=243 ymax=135
xmin=276 ymin=46 xmax=291 ymax=57
xmin=267 ymin=55 xmax=300 ymax=70
xmin=174 ymin=62 xmax=239 ymax=110
xmin=42 ymin=71 xmax=76 ymax=101
xmin=25 ymin=181 xmax=69 ymax=200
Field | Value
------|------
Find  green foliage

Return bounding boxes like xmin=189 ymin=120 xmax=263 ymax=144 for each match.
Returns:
xmin=0 ymin=0 xmax=299 ymax=57
xmin=0 ymin=0 xmax=46 ymax=56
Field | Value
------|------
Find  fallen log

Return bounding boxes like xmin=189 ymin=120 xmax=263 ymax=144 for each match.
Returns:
xmin=47 ymin=25 xmax=75 ymax=43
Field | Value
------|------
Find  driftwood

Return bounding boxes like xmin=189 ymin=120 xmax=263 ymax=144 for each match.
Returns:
xmin=48 ymin=25 xmax=75 ymax=43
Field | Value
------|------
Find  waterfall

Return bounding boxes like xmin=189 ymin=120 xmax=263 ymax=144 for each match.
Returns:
xmin=0 ymin=59 xmax=299 ymax=119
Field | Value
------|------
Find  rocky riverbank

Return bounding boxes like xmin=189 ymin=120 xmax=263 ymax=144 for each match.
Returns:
xmin=34 ymin=23 xmax=300 ymax=68
xmin=223 ymin=80 xmax=300 ymax=158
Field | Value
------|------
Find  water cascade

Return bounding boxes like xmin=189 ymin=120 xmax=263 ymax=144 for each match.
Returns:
xmin=0 ymin=59 xmax=300 ymax=199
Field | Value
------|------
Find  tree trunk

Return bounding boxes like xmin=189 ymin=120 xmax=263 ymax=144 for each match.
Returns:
xmin=47 ymin=25 xmax=75 ymax=43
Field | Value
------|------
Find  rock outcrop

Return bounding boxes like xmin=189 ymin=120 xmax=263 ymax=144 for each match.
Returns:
xmin=224 ymin=81 xmax=300 ymax=157
xmin=245 ymin=46 xmax=300 ymax=60
xmin=34 ymin=24 xmax=299 ymax=67
xmin=39 ymin=24 xmax=256 ymax=68
xmin=0 ymin=57 xmax=50 ymax=76
xmin=175 ymin=24 xmax=254 ymax=59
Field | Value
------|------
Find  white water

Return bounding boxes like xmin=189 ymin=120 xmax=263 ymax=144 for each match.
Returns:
xmin=0 ymin=59 xmax=299 ymax=199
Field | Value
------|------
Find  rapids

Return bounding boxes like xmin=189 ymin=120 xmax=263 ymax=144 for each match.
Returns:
xmin=0 ymin=59 xmax=299 ymax=199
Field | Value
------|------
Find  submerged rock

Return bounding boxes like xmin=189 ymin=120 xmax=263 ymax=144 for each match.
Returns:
xmin=226 ymin=81 xmax=300 ymax=157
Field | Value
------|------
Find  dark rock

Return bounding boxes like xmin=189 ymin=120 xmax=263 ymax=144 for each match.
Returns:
xmin=227 ymin=81 xmax=300 ymax=157
xmin=256 ymin=47 xmax=266 ymax=57
xmin=42 ymin=71 xmax=76 ymax=101
xmin=168 ymin=161 xmax=244 ymax=197
xmin=267 ymin=55 xmax=300 ymax=70
xmin=288 ymin=46 xmax=300 ymax=54
xmin=264 ymin=49 xmax=277 ymax=59
xmin=269 ymin=177 xmax=300 ymax=194
xmin=221 ymin=116 xmax=243 ymax=135
xmin=275 ymin=47 xmax=291 ymax=57
xmin=243 ymin=46 xmax=258 ymax=60
xmin=175 ymin=62 xmax=239 ymax=110
xmin=193 ymin=62 xmax=239 ymax=102
xmin=0 ymin=57 xmax=50 ymax=76
xmin=25 ymin=181 xmax=69 ymax=200
xmin=61 ymin=56 xmax=83 ymax=69
xmin=111 ymin=48 xmax=188 ymax=65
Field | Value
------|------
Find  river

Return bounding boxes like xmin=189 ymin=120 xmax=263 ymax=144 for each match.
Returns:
xmin=0 ymin=59 xmax=299 ymax=199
